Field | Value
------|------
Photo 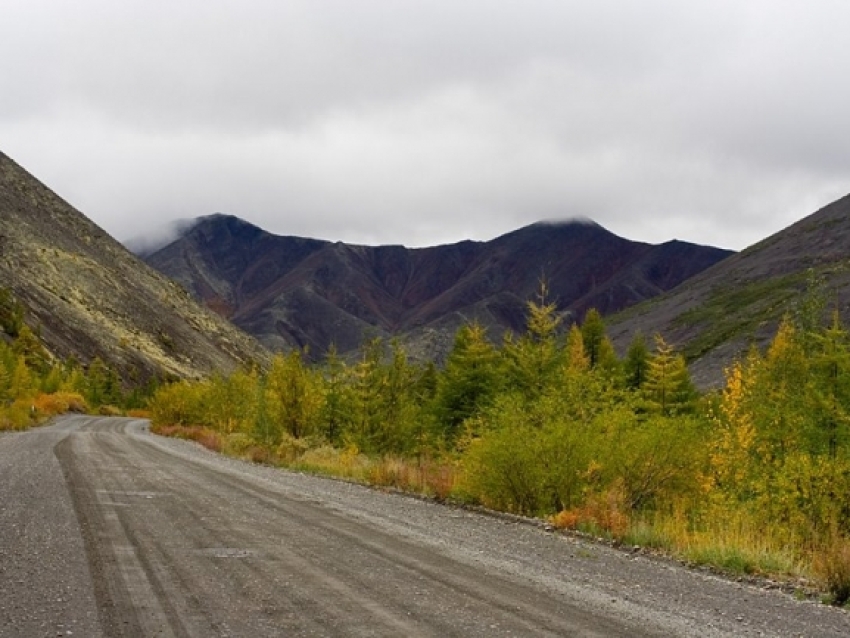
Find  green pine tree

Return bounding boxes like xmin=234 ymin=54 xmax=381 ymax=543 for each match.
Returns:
xmin=503 ymin=286 xmax=562 ymax=401
xmin=432 ymin=323 xmax=501 ymax=442
xmin=643 ymin=336 xmax=696 ymax=416
xmin=624 ymin=333 xmax=650 ymax=390
xmin=580 ymin=308 xmax=606 ymax=369
xmin=808 ymin=312 xmax=850 ymax=458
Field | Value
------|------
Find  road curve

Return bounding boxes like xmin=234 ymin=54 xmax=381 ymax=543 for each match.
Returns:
xmin=2 ymin=416 xmax=850 ymax=637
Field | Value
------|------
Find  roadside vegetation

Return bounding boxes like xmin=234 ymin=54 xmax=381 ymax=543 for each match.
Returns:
xmin=0 ymin=288 xmax=153 ymax=429
xmin=146 ymin=281 xmax=850 ymax=605
xmin=8 ymin=278 xmax=850 ymax=604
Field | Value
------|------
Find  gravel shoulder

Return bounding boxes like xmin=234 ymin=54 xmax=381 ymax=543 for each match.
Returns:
xmin=2 ymin=415 xmax=850 ymax=637
xmin=0 ymin=418 xmax=102 ymax=638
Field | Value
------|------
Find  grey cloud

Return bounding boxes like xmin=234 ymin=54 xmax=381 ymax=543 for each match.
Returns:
xmin=2 ymin=1 xmax=850 ymax=252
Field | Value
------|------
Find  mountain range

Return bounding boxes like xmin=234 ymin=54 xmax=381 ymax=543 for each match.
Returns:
xmin=0 ymin=151 xmax=268 ymax=380
xmin=143 ymin=214 xmax=733 ymax=361
xmin=6 ymin=145 xmax=849 ymax=390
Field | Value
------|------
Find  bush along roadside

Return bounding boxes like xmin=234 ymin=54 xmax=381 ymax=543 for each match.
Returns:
xmin=149 ymin=290 xmax=850 ymax=606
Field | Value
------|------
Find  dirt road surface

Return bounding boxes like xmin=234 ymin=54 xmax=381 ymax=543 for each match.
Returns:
xmin=2 ymin=415 xmax=849 ymax=637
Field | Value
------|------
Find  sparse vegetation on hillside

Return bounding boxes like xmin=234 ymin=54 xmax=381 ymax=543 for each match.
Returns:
xmin=607 ymin=194 xmax=850 ymax=388
xmin=148 ymin=282 xmax=850 ymax=604
xmin=673 ymin=273 xmax=804 ymax=360
xmin=0 ymin=287 xmax=24 ymax=337
xmin=0 ymin=151 xmax=269 ymax=382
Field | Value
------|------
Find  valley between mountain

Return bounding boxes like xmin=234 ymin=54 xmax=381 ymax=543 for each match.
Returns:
xmin=6 ymin=148 xmax=850 ymax=630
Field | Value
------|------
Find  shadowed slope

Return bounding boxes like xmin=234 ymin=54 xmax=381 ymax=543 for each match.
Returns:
xmin=146 ymin=215 xmax=732 ymax=361
xmin=607 ymin=193 xmax=850 ymax=387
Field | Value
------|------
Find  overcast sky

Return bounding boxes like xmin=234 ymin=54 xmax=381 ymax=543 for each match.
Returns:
xmin=2 ymin=1 xmax=850 ymax=251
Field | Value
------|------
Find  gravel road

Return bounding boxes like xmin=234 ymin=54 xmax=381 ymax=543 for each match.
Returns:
xmin=2 ymin=415 xmax=849 ymax=637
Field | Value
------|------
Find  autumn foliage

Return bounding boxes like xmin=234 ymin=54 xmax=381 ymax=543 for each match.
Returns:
xmin=146 ymin=284 xmax=850 ymax=602
xmin=0 ymin=288 xmax=158 ymax=430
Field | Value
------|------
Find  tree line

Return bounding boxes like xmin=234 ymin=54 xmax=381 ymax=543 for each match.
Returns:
xmin=147 ymin=281 xmax=850 ymax=601
xmin=7 ymin=277 xmax=850 ymax=601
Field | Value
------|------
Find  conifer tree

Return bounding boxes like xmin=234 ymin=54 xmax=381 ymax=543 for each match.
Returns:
xmin=595 ymin=336 xmax=623 ymax=387
xmin=624 ymin=333 xmax=650 ymax=390
xmin=10 ymin=356 xmax=34 ymax=400
xmin=0 ymin=288 xmax=24 ymax=337
xmin=84 ymin=357 xmax=108 ymax=406
xmin=705 ymin=359 xmax=758 ymax=501
xmin=380 ymin=339 xmax=420 ymax=453
xmin=349 ymin=337 xmax=384 ymax=453
xmin=503 ymin=285 xmax=562 ymax=401
xmin=208 ymin=369 xmax=258 ymax=435
xmin=0 ymin=341 xmax=14 ymax=402
xmin=12 ymin=325 xmax=49 ymax=373
xmin=40 ymin=364 xmax=63 ymax=394
xmin=756 ymin=317 xmax=808 ymax=458
xmin=432 ymin=323 xmax=501 ymax=442
xmin=808 ymin=312 xmax=850 ymax=458
xmin=795 ymin=269 xmax=829 ymax=349
xmin=415 ymin=361 xmax=439 ymax=405
xmin=103 ymin=368 xmax=124 ymax=406
xmin=60 ymin=362 xmax=88 ymax=396
xmin=563 ymin=324 xmax=589 ymax=372
xmin=580 ymin=308 xmax=606 ymax=369
xmin=643 ymin=336 xmax=696 ymax=415
xmin=320 ymin=344 xmax=351 ymax=445
xmin=267 ymin=351 xmax=324 ymax=440
xmin=526 ymin=282 xmax=563 ymax=344
xmin=346 ymin=338 xmax=418 ymax=454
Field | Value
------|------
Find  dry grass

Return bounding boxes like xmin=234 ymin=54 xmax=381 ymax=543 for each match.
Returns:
xmin=151 ymin=423 xmax=222 ymax=453
xmin=551 ymin=486 xmax=631 ymax=538
xmin=814 ymin=537 xmax=850 ymax=605
xmin=553 ymin=502 xmax=804 ymax=581
xmin=360 ymin=456 xmax=457 ymax=498
xmin=248 ymin=446 xmax=271 ymax=464
xmin=289 ymin=447 xmax=457 ymax=499
xmin=650 ymin=508 xmax=801 ymax=578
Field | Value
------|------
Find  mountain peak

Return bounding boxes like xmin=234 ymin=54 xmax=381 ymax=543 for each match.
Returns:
xmin=196 ymin=212 xmax=257 ymax=229
xmin=531 ymin=216 xmax=601 ymax=229
xmin=145 ymin=214 xmax=732 ymax=361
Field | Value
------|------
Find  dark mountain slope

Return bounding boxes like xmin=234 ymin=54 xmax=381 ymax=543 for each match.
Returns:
xmin=146 ymin=214 xmax=732 ymax=360
xmin=607 ymin=193 xmax=850 ymax=388
xmin=0 ymin=152 xmax=268 ymax=379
